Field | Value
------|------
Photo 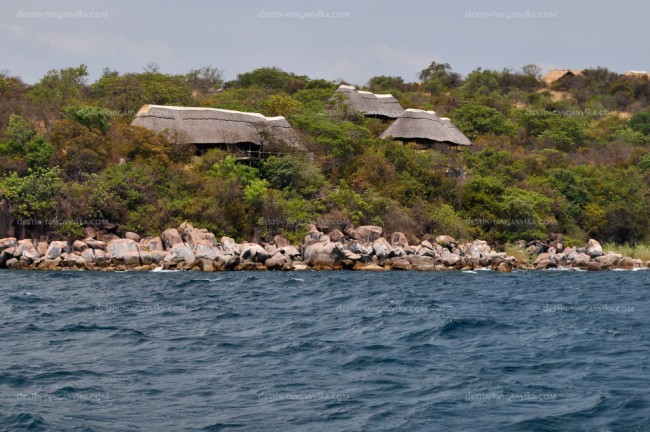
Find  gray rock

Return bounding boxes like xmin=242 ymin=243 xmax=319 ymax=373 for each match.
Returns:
xmin=372 ymin=237 xmax=394 ymax=259
xmin=73 ymin=240 xmax=88 ymax=252
xmin=220 ymin=237 xmax=239 ymax=255
xmin=81 ymin=248 xmax=95 ymax=263
xmin=106 ymin=239 xmax=142 ymax=266
xmin=328 ymin=230 xmax=345 ymax=242
xmin=37 ymin=241 xmax=49 ymax=256
xmin=357 ymin=225 xmax=383 ymax=242
xmin=279 ymin=245 xmax=301 ymax=259
xmin=302 ymin=239 xmax=346 ymax=267
xmin=161 ymin=228 xmax=183 ymax=250
xmin=240 ymin=243 xmax=269 ymax=263
xmin=170 ymin=242 xmax=196 ymax=264
xmin=273 ymin=235 xmax=289 ymax=248
xmin=141 ymin=237 xmax=164 ymax=251
xmin=151 ymin=250 xmax=168 ymax=264
xmin=45 ymin=241 xmax=68 ymax=260
xmin=84 ymin=238 xmax=107 ymax=250
xmin=586 ymin=239 xmax=603 ymax=258
xmin=406 ymin=255 xmax=436 ymax=270
xmin=194 ymin=240 xmax=221 ymax=260
xmin=16 ymin=240 xmax=40 ymax=262
xmin=347 ymin=240 xmax=373 ymax=256
xmin=390 ymin=232 xmax=409 ymax=248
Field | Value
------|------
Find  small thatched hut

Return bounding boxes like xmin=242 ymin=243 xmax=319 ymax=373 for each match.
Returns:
xmin=541 ymin=69 xmax=583 ymax=85
xmin=334 ymin=85 xmax=404 ymax=119
xmin=131 ymin=104 xmax=303 ymax=158
xmin=379 ymin=109 xmax=471 ymax=150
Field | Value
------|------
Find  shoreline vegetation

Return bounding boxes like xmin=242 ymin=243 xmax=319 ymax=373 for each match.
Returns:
xmin=0 ymin=64 xmax=649 ymax=259
xmin=0 ymin=222 xmax=648 ymax=272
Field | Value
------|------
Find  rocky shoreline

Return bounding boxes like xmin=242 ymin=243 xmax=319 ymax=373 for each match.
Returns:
xmin=0 ymin=223 xmax=648 ymax=272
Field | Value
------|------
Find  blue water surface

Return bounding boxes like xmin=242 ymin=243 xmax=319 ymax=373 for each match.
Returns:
xmin=1 ymin=270 xmax=649 ymax=431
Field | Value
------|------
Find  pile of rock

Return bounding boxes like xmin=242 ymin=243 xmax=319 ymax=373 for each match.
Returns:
xmin=0 ymin=224 xmax=647 ymax=272
xmin=525 ymin=237 xmax=647 ymax=271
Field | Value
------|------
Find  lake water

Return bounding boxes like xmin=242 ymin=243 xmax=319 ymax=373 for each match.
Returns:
xmin=1 ymin=270 xmax=649 ymax=431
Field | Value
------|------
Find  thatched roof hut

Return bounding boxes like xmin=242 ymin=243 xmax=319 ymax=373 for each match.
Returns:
xmin=541 ymin=69 xmax=583 ymax=84
xmin=334 ymin=85 xmax=404 ymax=119
xmin=131 ymin=104 xmax=303 ymax=157
xmin=379 ymin=109 xmax=471 ymax=149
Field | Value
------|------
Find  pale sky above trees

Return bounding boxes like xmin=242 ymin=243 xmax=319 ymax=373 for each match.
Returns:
xmin=0 ymin=0 xmax=647 ymax=84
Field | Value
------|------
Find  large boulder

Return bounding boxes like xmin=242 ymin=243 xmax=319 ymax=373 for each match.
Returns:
xmin=106 ymin=239 xmax=142 ymax=266
xmin=81 ymin=248 xmax=96 ymax=263
xmin=240 ymin=243 xmax=269 ymax=263
xmin=435 ymin=235 xmax=456 ymax=247
xmin=170 ymin=242 xmax=196 ymax=264
xmin=73 ymin=240 xmax=88 ymax=252
xmin=36 ymin=241 xmax=49 ymax=257
xmin=265 ymin=253 xmax=292 ymax=270
xmin=16 ymin=240 xmax=40 ymax=262
xmin=220 ymin=237 xmax=239 ymax=255
xmin=0 ymin=237 xmax=17 ymax=251
xmin=357 ymin=225 xmax=383 ymax=242
xmin=372 ymin=237 xmax=394 ymax=260
xmin=595 ymin=253 xmax=620 ymax=267
xmin=346 ymin=240 xmax=373 ymax=256
xmin=194 ymin=240 xmax=222 ymax=260
xmin=45 ymin=241 xmax=68 ymax=260
xmin=275 ymin=245 xmax=301 ymax=260
xmin=572 ymin=252 xmax=591 ymax=268
xmin=390 ymin=232 xmax=409 ymax=248
xmin=84 ymin=238 xmax=106 ymax=250
xmin=344 ymin=227 xmax=363 ymax=241
xmin=406 ymin=255 xmax=436 ymax=270
xmin=328 ymin=230 xmax=345 ymax=243
xmin=161 ymin=228 xmax=183 ymax=250
xmin=442 ymin=253 xmax=461 ymax=267
xmin=141 ymin=236 xmax=164 ymax=251
xmin=586 ymin=239 xmax=603 ymax=258
xmin=177 ymin=222 xmax=195 ymax=241
xmin=273 ymin=235 xmax=289 ymax=248
xmin=302 ymin=239 xmax=346 ymax=267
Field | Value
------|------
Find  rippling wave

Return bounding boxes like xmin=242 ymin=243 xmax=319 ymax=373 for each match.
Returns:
xmin=1 ymin=270 xmax=649 ymax=431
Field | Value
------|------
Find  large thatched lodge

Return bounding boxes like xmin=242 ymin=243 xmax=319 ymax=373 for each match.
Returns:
xmin=131 ymin=104 xmax=303 ymax=159
xmin=379 ymin=109 xmax=471 ymax=150
xmin=132 ymin=88 xmax=473 ymax=160
xmin=334 ymin=85 xmax=405 ymax=119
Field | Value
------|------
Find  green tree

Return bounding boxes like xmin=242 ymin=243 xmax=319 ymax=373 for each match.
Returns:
xmin=63 ymin=106 xmax=111 ymax=132
xmin=0 ymin=167 xmax=62 ymax=236
xmin=28 ymin=64 xmax=88 ymax=109
xmin=629 ymin=111 xmax=650 ymax=135
xmin=451 ymin=103 xmax=516 ymax=139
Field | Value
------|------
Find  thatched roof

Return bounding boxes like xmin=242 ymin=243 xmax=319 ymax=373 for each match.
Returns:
xmin=131 ymin=104 xmax=302 ymax=149
xmin=379 ymin=109 xmax=472 ymax=147
xmin=334 ymin=85 xmax=404 ymax=119
xmin=541 ymin=69 xmax=583 ymax=84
